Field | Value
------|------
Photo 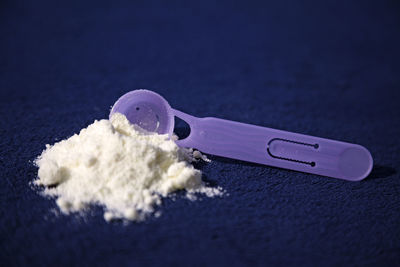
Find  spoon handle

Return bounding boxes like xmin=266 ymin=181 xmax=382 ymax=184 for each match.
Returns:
xmin=173 ymin=109 xmax=373 ymax=181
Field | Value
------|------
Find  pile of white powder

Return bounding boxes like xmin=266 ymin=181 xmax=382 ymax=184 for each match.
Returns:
xmin=34 ymin=113 xmax=222 ymax=222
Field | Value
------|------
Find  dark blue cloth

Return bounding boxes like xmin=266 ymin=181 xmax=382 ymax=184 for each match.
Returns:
xmin=1 ymin=0 xmax=399 ymax=266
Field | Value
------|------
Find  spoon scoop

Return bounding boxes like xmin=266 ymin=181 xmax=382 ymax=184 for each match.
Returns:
xmin=110 ymin=89 xmax=373 ymax=181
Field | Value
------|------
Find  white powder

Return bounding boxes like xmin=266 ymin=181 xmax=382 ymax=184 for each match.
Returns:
xmin=34 ymin=113 xmax=222 ymax=222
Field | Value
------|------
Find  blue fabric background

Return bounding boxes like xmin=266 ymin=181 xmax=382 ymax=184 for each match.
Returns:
xmin=1 ymin=0 xmax=399 ymax=266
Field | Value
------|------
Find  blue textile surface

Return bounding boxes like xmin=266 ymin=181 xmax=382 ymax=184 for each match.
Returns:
xmin=1 ymin=0 xmax=399 ymax=266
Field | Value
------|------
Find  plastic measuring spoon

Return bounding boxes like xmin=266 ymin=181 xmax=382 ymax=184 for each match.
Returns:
xmin=110 ymin=89 xmax=373 ymax=181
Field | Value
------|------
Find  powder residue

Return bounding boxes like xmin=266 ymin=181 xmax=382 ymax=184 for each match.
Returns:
xmin=34 ymin=113 xmax=223 ymax=222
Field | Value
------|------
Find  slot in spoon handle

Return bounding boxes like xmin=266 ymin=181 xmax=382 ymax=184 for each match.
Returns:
xmin=173 ymin=109 xmax=373 ymax=181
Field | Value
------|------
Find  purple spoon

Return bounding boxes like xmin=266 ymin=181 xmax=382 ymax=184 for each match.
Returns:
xmin=110 ymin=89 xmax=373 ymax=181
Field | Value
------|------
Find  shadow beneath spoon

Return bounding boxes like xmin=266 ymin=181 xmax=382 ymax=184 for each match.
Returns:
xmin=366 ymin=165 xmax=396 ymax=180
